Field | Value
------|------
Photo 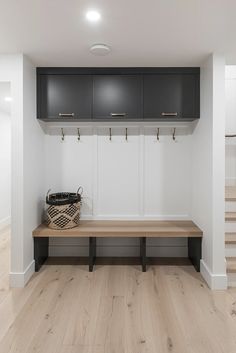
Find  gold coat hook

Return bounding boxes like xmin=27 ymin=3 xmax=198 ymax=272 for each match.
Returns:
xmin=172 ymin=128 xmax=176 ymax=141
xmin=61 ymin=128 xmax=64 ymax=141
xmin=109 ymin=128 xmax=112 ymax=141
xmin=125 ymin=128 xmax=128 ymax=141
xmin=77 ymin=128 xmax=80 ymax=141
xmin=157 ymin=128 xmax=160 ymax=141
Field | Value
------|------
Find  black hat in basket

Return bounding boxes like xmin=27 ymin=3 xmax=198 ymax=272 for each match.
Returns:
xmin=46 ymin=187 xmax=83 ymax=205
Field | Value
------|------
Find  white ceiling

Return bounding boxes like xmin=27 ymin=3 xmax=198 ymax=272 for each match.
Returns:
xmin=0 ymin=83 xmax=11 ymax=115
xmin=0 ymin=0 xmax=235 ymax=67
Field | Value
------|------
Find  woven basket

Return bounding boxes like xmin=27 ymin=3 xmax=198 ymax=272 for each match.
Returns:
xmin=45 ymin=188 xmax=83 ymax=230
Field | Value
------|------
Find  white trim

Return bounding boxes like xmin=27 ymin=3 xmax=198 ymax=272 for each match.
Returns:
xmin=43 ymin=121 xmax=195 ymax=132
xmin=80 ymin=214 xmax=190 ymax=221
xmin=92 ymin=127 xmax=98 ymax=216
xmin=9 ymin=260 xmax=35 ymax=288
xmin=200 ymin=260 xmax=227 ymax=290
xmin=0 ymin=216 xmax=10 ymax=231
xmin=139 ymin=127 xmax=145 ymax=216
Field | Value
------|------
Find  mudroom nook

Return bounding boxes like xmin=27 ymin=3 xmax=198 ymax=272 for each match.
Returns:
xmin=0 ymin=1 xmax=234 ymax=352
xmin=32 ymin=67 xmax=205 ymax=273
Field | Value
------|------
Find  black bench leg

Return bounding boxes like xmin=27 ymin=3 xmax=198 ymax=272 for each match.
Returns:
xmin=188 ymin=237 xmax=202 ymax=272
xmin=34 ymin=237 xmax=49 ymax=272
xmin=89 ymin=237 xmax=96 ymax=272
xmin=140 ymin=237 xmax=147 ymax=272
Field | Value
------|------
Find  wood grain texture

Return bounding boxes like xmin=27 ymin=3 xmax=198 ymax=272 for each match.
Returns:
xmin=225 ymin=212 xmax=236 ymax=222
xmin=1 ymin=228 xmax=236 ymax=353
xmin=33 ymin=220 xmax=203 ymax=238
xmin=226 ymin=186 xmax=236 ymax=201
xmin=225 ymin=233 xmax=236 ymax=244
xmin=227 ymin=258 xmax=236 ymax=273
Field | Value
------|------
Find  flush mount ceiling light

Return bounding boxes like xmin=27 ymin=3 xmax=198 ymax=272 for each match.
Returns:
xmin=86 ymin=10 xmax=101 ymax=22
xmin=4 ymin=96 xmax=12 ymax=102
xmin=90 ymin=44 xmax=111 ymax=56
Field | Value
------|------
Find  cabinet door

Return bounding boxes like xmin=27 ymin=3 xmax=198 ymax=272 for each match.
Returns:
xmin=143 ymin=74 xmax=199 ymax=120
xmin=93 ymin=75 xmax=142 ymax=120
xmin=39 ymin=75 xmax=92 ymax=120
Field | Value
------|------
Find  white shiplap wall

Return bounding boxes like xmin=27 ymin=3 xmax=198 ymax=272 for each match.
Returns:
xmin=45 ymin=126 xmax=192 ymax=257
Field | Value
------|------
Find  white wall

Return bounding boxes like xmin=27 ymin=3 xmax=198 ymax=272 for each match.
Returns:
xmin=0 ymin=111 xmax=11 ymax=230
xmin=0 ymin=54 xmax=45 ymax=287
xmin=191 ymin=53 xmax=226 ymax=289
xmin=45 ymin=126 xmax=192 ymax=257
xmin=22 ymin=57 xmax=45 ymax=274
xmin=225 ymin=66 xmax=236 ymax=186
xmin=0 ymin=54 xmax=24 ymax=284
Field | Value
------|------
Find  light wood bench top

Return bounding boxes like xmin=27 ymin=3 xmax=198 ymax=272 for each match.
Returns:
xmin=33 ymin=220 xmax=203 ymax=238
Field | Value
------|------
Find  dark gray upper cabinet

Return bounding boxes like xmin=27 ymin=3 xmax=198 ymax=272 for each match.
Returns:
xmin=143 ymin=74 xmax=200 ymax=120
xmin=37 ymin=68 xmax=200 ymax=122
xmin=39 ymin=74 xmax=92 ymax=120
xmin=93 ymin=75 xmax=142 ymax=120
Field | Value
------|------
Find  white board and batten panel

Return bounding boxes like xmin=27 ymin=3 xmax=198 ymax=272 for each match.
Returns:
xmin=45 ymin=126 xmax=192 ymax=257
xmin=144 ymin=127 xmax=191 ymax=218
xmin=45 ymin=128 xmax=94 ymax=216
xmin=96 ymin=127 xmax=140 ymax=217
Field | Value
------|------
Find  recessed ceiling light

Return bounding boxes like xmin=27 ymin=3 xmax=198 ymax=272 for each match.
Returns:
xmin=90 ymin=44 xmax=111 ymax=56
xmin=4 ymin=96 xmax=12 ymax=102
xmin=86 ymin=10 xmax=101 ymax=22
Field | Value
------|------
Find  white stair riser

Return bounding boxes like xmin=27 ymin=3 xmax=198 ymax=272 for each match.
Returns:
xmin=225 ymin=222 xmax=236 ymax=232
xmin=225 ymin=245 xmax=236 ymax=257
xmin=228 ymin=272 xmax=236 ymax=287
xmin=226 ymin=201 xmax=236 ymax=212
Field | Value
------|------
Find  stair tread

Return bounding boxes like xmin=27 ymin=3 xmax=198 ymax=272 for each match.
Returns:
xmin=225 ymin=212 xmax=236 ymax=221
xmin=226 ymin=186 xmax=236 ymax=201
xmin=226 ymin=258 xmax=236 ymax=273
xmin=225 ymin=233 xmax=236 ymax=243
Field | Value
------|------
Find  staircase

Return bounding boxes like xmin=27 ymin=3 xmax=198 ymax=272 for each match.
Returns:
xmin=225 ymin=186 xmax=236 ymax=287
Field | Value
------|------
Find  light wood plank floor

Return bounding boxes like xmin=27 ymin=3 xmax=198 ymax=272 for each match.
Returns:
xmin=1 ymin=228 xmax=236 ymax=353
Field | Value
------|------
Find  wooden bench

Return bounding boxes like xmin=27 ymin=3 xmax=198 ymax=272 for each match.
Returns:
xmin=32 ymin=220 xmax=203 ymax=273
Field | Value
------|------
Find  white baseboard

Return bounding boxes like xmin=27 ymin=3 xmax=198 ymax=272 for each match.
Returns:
xmin=80 ymin=214 xmax=190 ymax=221
xmin=200 ymin=260 xmax=227 ymax=290
xmin=0 ymin=216 xmax=10 ymax=232
xmin=9 ymin=260 xmax=35 ymax=288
